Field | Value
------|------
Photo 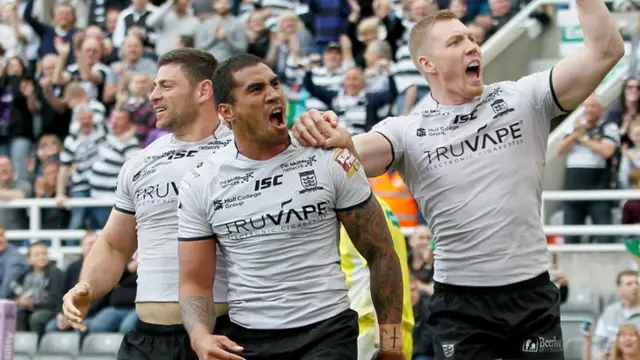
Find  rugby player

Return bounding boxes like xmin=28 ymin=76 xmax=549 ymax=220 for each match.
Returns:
xmin=291 ymin=5 xmax=625 ymax=360
xmin=176 ymin=53 xmax=405 ymax=360
xmin=340 ymin=196 xmax=415 ymax=360
xmin=61 ymin=48 xmax=238 ymax=360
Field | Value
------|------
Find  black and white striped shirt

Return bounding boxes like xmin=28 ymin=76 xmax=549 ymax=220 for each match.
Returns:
xmin=69 ymin=100 xmax=106 ymax=134
xmin=391 ymin=44 xmax=427 ymax=94
xmin=67 ymin=62 xmax=111 ymax=101
xmin=305 ymin=64 xmax=350 ymax=111
xmin=89 ymin=134 xmax=141 ymax=200
xmin=60 ymin=126 xmax=107 ymax=192
xmin=332 ymin=90 xmax=367 ymax=135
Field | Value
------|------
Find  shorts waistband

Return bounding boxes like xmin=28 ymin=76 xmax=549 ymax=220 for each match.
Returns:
xmin=434 ymin=272 xmax=550 ymax=294
xmin=135 ymin=319 xmax=187 ymax=334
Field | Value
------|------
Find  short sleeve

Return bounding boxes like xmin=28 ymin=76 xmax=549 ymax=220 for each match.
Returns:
xmin=515 ymin=68 xmax=568 ymax=120
xmin=601 ymin=122 xmax=620 ymax=145
xmin=328 ymin=148 xmax=373 ymax=211
xmin=371 ymin=116 xmax=406 ymax=168
xmin=177 ymin=170 xmax=214 ymax=241
xmin=113 ymin=158 xmax=136 ymax=214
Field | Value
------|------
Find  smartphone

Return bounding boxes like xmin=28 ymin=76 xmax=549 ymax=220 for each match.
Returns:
xmin=581 ymin=319 xmax=593 ymax=334
xmin=551 ymin=253 xmax=558 ymax=269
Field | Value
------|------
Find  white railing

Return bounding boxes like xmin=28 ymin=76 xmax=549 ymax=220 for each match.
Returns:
xmin=2 ymin=190 xmax=639 ymax=254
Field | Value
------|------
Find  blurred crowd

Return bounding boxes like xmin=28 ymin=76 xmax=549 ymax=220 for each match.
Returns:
xmin=0 ymin=0 xmax=525 ymax=236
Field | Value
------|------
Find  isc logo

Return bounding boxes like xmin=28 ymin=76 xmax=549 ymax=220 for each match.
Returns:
xmin=167 ymin=150 xmax=198 ymax=160
xmin=452 ymin=109 xmax=478 ymax=125
xmin=254 ymin=175 xmax=283 ymax=191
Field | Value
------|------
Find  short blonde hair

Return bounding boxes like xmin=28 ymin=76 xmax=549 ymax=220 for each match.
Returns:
xmin=358 ymin=17 xmax=380 ymax=36
xmin=277 ymin=10 xmax=303 ymax=32
xmin=409 ymin=10 xmax=459 ymax=70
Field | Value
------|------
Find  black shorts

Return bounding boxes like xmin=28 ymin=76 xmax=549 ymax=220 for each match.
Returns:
xmin=226 ymin=308 xmax=359 ymax=360
xmin=117 ymin=314 xmax=232 ymax=360
xmin=428 ymin=272 xmax=564 ymax=360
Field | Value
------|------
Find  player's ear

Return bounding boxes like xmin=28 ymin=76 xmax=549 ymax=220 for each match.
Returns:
xmin=418 ymin=55 xmax=436 ymax=75
xmin=197 ymin=79 xmax=214 ymax=103
xmin=218 ymin=103 xmax=235 ymax=125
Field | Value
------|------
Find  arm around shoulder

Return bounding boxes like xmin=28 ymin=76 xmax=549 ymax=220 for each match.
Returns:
xmin=356 ymin=116 xmax=407 ymax=177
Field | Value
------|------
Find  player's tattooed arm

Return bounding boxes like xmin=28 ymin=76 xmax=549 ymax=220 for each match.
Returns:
xmin=337 ymin=195 xmax=404 ymax=353
xmin=178 ymin=237 xmax=217 ymax=340
xmin=180 ymin=295 xmax=216 ymax=335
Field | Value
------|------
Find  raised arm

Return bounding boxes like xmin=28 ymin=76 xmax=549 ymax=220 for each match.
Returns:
xmin=337 ymin=195 xmax=404 ymax=355
xmin=551 ymin=0 xmax=625 ymax=111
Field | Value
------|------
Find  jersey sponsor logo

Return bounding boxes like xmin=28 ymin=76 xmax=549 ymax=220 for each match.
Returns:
xmin=423 ymin=121 xmax=524 ymax=170
xmin=213 ymin=191 xmax=263 ymax=210
xmin=452 ymin=109 xmax=478 ymax=125
xmin=442 ymin=342 xmax=455 ymax=358
xmin=280 ymin=155 xmax=317 ymax=173
xmin=522 ymin=336 xmax=563 ymax=353
xmin=134 ymin=181 xmax=180 ymax=206
xmin=220 ymin=172 xmax=255 ymax=189
xmin=254 ymin=175 xmax=283 ymax=191
xmin=332 ymin=149 xmax=361 ymax=179
xmin=299 ymin=170 xmax=324 ymax=194
xmin=215 ymin=201 xmax=331 ymax=240
xmin=132 ymin=167 xmax=157 ymax=182
xmin=491 ymin=99 xmax=515 ymax=119
xmin=198 ymin=138 xmax=232 ymax=151
xmin=419 ymin=109 xmax=451 ymax=118
xmin=145 ymin=150 xmax=198 ymax=162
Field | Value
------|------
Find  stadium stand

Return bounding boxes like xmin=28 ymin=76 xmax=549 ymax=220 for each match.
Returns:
xmin=1 ymin=0 xmax=640 ymax=358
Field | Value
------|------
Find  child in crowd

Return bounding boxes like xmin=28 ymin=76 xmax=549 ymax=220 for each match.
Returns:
xmin=12 ymin=241 xmax=64 ymax=334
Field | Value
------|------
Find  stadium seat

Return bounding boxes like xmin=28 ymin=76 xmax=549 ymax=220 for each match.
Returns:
xmin=32 ymin=355 xmax=73 ymax=360
xmin=561 ymin=288 xmax=601 ymax=318
xmin=14 ymin=354 xmax=31 ymax=360
xmin=565 ymin=338 xmax=586 ymax=360
xmin=81 ymin=333 xmax=123 ymax=355
xmin=14 ymin=331 xmax=39 ymax=356
xmin=38 ymin=333 xmax=80 ymax=356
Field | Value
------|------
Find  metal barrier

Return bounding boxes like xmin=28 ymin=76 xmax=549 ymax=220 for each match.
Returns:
xmin=3 ymin=190 xmax=640 ymax=256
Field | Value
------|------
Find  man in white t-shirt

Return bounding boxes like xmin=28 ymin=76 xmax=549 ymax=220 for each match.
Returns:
xmin=292 ymin=5 xmax=624 ymax=360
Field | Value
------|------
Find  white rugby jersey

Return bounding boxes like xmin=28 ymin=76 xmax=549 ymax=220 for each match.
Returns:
xmin=374 ymin=68 xmax=567 ymax=286
xmin=177 ymin=138 xmax=372 ymax=329
xmin=114 ymin=124 xmax=232 ymax=302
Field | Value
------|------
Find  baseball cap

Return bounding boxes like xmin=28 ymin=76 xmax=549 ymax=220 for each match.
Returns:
xmin=325 ymin=42 xmax=341 ymax=52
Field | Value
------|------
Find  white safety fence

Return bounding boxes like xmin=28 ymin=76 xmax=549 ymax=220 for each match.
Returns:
xmin=2 ymin=190 xmax=640 ymax=258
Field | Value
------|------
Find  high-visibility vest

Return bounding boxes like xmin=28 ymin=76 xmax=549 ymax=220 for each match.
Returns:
xmin=369 ymin=171 xmax=420 ymax=227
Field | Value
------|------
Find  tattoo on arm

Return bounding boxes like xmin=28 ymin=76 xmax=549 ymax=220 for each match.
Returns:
xmin=338 ymin=196 xmax=403 ymax=327
xmin=180 ymin=295 xmax=216 ymax=335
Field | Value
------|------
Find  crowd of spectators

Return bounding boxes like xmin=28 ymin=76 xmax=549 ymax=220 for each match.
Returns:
xmin=9 ymin=0 xmax=638 ymax=358
xmin=0 ymin=0 xmax=523 ymax=236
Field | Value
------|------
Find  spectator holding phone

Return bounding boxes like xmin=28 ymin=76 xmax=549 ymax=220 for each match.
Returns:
xmin=591 ymin=270 xmax=640 ymax=359
xmin=584 ymin=323 xmax=640 ymax=360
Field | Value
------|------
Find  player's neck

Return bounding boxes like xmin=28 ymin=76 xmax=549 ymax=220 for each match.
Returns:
xmin=430 ymin=86 xmax=475 ymax=106
xmin=235 ymin=136 xmax=291 ymax=161
xmin=174 ymin=113 xmax=221 ymax=142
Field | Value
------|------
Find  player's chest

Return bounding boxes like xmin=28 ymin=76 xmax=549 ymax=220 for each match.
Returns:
xmin=209 ymin=167 xmax=335 ymax=238
xmin=129 ymin=150 xmax=215 ymax=209
xmin=409 ymin=101 xmax=527 ymax=173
